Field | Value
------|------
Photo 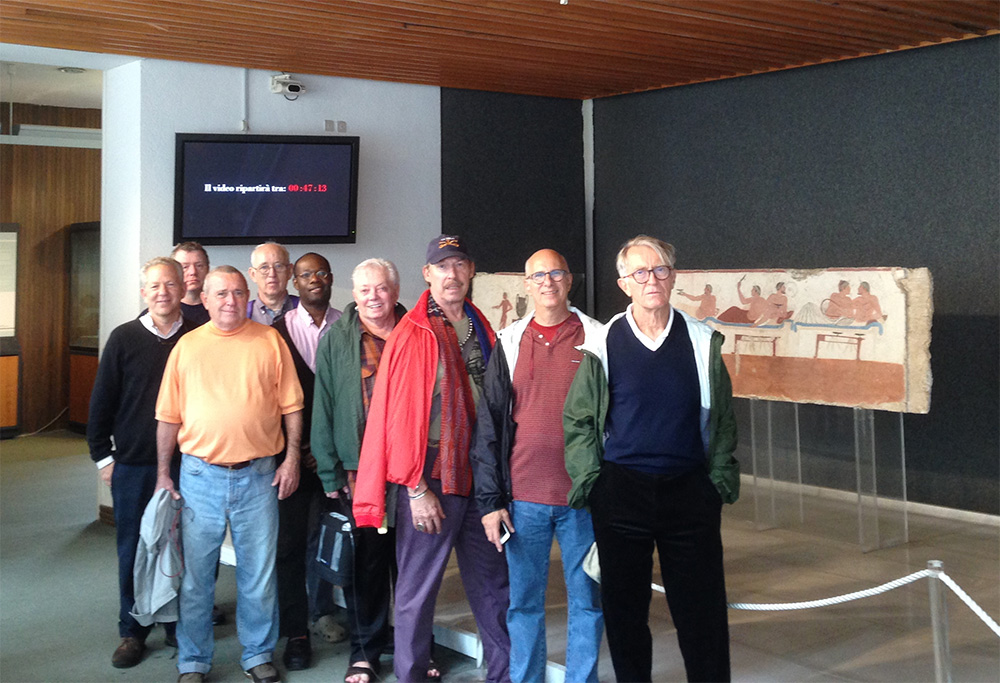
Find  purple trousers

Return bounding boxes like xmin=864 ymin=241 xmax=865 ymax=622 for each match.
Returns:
xmin=394 ymin=476 xmax=511 ymax=683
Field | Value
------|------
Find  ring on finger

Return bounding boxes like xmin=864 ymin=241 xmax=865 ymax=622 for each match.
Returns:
xmin=416 ymin=522 xmax=426 ymax=531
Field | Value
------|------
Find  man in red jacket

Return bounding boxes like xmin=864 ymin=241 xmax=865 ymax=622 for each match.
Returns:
xmin=353 ymin=235 xmax=510 ymax=683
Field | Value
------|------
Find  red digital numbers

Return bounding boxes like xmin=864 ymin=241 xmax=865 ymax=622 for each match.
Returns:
xmin=288 ymin=184 xmax=300 ymax=192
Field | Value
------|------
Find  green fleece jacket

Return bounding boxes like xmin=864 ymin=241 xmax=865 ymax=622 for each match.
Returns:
xmin=563 ymin=308 xmax=740 ymax=509
xmin=311 ymin=301 xmax=406 ymax=492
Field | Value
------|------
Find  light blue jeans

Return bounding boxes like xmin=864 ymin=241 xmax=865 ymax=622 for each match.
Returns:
xmin=506 ymin=500 xmax=603 ymax=683
xmin=177 ymin=454 xmax=279 ymax=675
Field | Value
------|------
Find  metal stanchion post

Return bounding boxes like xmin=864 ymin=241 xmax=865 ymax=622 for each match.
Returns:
xmin=927 ymin=560 xmax=952 ymax=683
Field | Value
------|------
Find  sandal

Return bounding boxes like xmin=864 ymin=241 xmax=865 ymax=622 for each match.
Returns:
xmin=427 ymin=660 xmax=442 ymax=682
xmin=345 ymin=662 xmax=381 ymax=683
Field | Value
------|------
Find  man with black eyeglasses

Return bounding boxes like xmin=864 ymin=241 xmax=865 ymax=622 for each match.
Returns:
xmin=564 ymin=235 xmax=740 ymax=682
xmin=247 ymin=241 xmax=299 ymax=324
xmin=472 ymin=249 xmax=605 ymax=683
xmin=271 ymin=253 xmax=345 ymax=670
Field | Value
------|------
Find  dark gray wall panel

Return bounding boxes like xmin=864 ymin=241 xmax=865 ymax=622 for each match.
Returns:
xmin=441 ymin=89 xmax=586 ymax=291
xmin=592 ymin=37 xmax=999 ymax=514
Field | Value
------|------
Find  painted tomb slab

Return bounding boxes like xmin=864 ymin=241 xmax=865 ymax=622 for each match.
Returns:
xmin=471 ymin=272 xmax=535 ymax=332
xmin=672 ymin=268 xmax=932 ymax=413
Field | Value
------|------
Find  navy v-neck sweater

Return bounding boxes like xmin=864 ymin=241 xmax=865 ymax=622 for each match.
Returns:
xmin=603 ymin=314 xmax=704 ymax=475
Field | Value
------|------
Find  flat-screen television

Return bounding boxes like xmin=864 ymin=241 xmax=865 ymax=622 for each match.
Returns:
xmin=174 ymin=133 xmax=359 ymax=245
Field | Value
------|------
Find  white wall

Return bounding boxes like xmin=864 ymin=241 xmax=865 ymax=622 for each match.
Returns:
xmin=106 ymin=58 xmax=442 ymax=347
xmin=4 ymin=45 xmax=442 ymax=348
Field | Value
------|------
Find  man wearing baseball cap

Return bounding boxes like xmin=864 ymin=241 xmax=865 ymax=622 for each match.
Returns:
xmin=353 ymin=235 xmax=511 ymax=683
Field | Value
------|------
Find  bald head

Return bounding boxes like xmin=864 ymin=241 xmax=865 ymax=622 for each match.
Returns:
xmin=524 ymin=249 xmax=568 ymax=277
xmin=524 ymin=249 xmax=572 ymax=322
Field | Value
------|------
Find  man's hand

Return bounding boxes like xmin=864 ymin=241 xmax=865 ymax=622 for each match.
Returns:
xmin=410 ymin=488 xmax=446 ymax=535
xmin=272 ymin=458 xmax=300 ymax=500
xmin=155 ymin=473 xmax=181 ymax=500
xmin=99 ymin=462 xmax=114 ymax=487
xmin=326 ymin=470 xmax=356 ymax=500
xmin=481 ymin=508 xmax=514 ymax=552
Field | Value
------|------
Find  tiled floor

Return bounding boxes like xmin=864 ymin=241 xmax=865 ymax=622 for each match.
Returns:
xmin=436 ymin=484 xmax=1000 ymax=682
xmin=1 ymin=432 xmax=997 ymax=682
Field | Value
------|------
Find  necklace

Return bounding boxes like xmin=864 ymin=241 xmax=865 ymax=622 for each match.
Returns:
xmin=458 ymin=317 xmax=473 ymax=345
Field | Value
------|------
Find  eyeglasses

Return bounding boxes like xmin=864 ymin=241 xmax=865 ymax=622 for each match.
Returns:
xmin=527 ymin=269 xmax=567 ymax=284
xmin=295 ymin=270 xmax=331 ymax=280
xmin=624 ymin=265 xmax=672 ymax=284
xmin=253 ymin=263 xmax=289 ymax=275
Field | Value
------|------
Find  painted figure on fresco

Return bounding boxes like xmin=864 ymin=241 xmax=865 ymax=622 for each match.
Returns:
xmin=717 ymin=276 xmax=768 ymax=325
xmin=676 ymin=284 xmax=719 ymax=320
xmin=759 ymin=282 xmax=794 ymax=325
xmin=853 ymin=282 xmax=887 ymax=324
xmin=493 ymin=291 xmax=514 ymax=329
xmin=822 ymin=280 xmax=855 ymax=320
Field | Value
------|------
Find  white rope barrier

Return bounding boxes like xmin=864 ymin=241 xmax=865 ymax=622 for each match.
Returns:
xmin=938 ymin=572 xmax=1000 ymax=638
xmin=647 ymin=565 xmax=999 ymax=638
xmin=725 ymin=569 xmax=932 ymax=611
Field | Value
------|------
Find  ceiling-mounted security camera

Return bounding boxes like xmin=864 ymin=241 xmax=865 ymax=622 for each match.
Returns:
xmin=271 ymin=73 xmax=305 ymax=96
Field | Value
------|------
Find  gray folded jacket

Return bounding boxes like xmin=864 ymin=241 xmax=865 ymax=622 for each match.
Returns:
xmin=130 ymin=488 xmax=184 ymax=626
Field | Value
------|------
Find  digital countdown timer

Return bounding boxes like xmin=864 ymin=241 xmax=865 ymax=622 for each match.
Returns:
xmin=287 ymin=184 xmax=328 ymax=192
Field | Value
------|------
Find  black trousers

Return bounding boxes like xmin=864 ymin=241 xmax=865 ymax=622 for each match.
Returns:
xmin=112 ymin=460 xmax=179 ymax=640
xmin=342 ymin=518 xmax=397 ymax=665
xmin=590 ymin=461 xmax=731 ymax=683
xmin=276 ymin=467 xmax=325 ymax=638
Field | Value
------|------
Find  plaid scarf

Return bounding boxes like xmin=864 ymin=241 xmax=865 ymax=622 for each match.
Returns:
xmin=427 ymin=294 xmax=475 ymax=497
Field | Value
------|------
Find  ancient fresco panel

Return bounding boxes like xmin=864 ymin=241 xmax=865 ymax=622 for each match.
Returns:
xmin=672 ymin=268 xmax=932 ymax=413
xmin=472 ymin=272 xmax=535 ymax=332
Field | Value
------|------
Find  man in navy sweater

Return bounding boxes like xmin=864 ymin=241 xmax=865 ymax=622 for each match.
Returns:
xmin=564 ymin=235 xmax=740 ymax=682
xmin=88 ymin=256 xmax=197 ymax=669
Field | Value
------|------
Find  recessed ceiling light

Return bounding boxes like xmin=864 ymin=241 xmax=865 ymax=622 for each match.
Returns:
xmin=57 ymin=67 xmax=86 ymax=74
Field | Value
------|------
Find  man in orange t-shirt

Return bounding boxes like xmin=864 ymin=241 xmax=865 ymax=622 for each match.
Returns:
xmin=155 ymin=266 xmax=303 ymax=683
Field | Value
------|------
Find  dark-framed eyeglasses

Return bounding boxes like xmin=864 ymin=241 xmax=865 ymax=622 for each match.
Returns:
xmin=295 ymin=270 xmax=331 ymax=280
xmin=527 ymin=269 xmax=567 ymax=284
xmin=625 ymin=265 xmax=672 ymax=284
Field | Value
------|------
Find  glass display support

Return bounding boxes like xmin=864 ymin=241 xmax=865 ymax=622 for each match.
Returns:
xmin=748 ymin=400 xmax=908 ymax=551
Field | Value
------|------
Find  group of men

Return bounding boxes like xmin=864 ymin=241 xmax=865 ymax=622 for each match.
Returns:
xmin=88 ymin=232 xmax=740 ymax=683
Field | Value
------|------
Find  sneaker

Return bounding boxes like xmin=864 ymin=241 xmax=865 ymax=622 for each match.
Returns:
xmin=244 ymin=662 xmax=281 ymax=683
xmin=282 ymin=635 xmax=312 ymax=671
xmin=178 ymin=674 xmax=205 ymax=683
xmin=111 ymin=636 xmax=145 ymax=668
xmin=310 ymin=614 xmax=346 ymax=643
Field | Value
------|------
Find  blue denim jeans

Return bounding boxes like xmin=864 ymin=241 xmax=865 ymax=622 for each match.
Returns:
xmin=506 ymin=500 xmax=603 ymax=683
xmin=177 ymin=454 xmax=279 ymax=675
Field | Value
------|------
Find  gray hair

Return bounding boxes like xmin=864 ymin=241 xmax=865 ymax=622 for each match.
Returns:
xmin=352 ymin=258 xmax=400 ymax=290
xmin=251 ymin=241 xmax=290 ymax=267
xmin=141 ymin=256 xmax=183 ymax=287
xmin=615 ymin=235 xmax=676 ymax=277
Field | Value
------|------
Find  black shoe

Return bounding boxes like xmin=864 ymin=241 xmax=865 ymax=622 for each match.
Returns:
xmin=211 ymin=605 xmax=226 ymax=625
xmin=282 ymin=635 xmax=312 ymax=671
xmin=245 ymin=661 xmax=281 ymax=682
xmin=111 ymin=636 xmax=146 ymax=668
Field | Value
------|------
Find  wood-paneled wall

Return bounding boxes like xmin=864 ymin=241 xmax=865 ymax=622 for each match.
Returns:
xmin=0 ymin=103 xmax=101 ymax=432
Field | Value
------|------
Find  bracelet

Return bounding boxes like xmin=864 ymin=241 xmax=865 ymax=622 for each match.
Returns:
xmin=409 ymin=488 xmax=428 ymax=500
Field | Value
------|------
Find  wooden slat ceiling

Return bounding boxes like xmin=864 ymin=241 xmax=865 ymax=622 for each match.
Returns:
xmin=2 ymin=1 xmax=997 ymax=100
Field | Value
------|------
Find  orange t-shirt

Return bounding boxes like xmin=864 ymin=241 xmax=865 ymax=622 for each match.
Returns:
xmin=155 ymin=320 xmax=304 ymax=464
